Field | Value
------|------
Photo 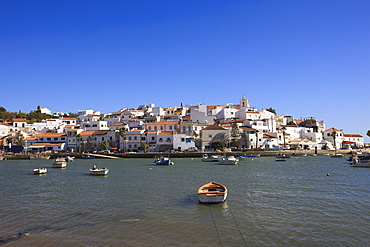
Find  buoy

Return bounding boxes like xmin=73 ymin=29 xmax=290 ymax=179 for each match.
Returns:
xmin=327 ymin=174 xmax=330 ymax=176
xmin=255 ymin=175 xmax=258 ymax=177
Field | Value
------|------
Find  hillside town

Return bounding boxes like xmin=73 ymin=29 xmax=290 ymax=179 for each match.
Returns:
xmin=0 ymin=97 xmax=365 ymax=154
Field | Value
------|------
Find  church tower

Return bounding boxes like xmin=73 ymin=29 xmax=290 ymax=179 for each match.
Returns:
xmin=240 ymin=96 xmax=250 ymax=108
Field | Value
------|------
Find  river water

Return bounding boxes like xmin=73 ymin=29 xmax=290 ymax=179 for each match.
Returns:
xmin=0 ymin=155 xmax=369 ymax=246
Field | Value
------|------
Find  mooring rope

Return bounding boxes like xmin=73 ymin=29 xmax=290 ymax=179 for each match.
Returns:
xmin=228 ymin=206 xmax=248 ymax=247
xmin=209 ymin=206 xmax=223 ymax=247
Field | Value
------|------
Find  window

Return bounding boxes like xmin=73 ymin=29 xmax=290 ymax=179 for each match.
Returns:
xmin=47 ymin=138 xmax=51 ymax=141
xmin=129 ymin=137 xmax=132 ymax=140
xmin=169 ymin=126 xmax=172 ymax=130
xmin=54 ymin=138 xmax=58 ymax=140
xmin=181 ymin=138 xmax=185 ymax=142
xmin=151 ymin=137 xmax=155 ymax=141
xmin=160 ymin=126 xmax=163 ymax=131
xmin=208 ymin=134 xmax=212 ymax=138
xmin=134 ymin=136 xmax=137 ymax=140
xmin=159 ymin=138 xmax=163 ymax=142
xmin=102 ymin=137 xmax=104 ymax=141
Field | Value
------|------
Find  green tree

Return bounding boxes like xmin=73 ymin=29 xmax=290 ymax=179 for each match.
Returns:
xmin=367 ymin=130 xmax=370 ymax=138
xmin=143 ymin=129 xmax=149 ymax=153
xmin=210 ymin=140 xmax=227 ymax=151
xmin=266 ymin=108 xmax=276 ymax=114
xmin=14 ymin=131 xmax=26 ymax=146
xmin=230 ymin=123 xmax=241 ymax=148
xmin=101 ymin=140 xmax=110 ymax=151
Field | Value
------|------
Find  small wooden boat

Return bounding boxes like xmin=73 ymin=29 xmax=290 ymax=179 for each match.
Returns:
xmin=201 ymin=154 xmax=220 ymax=162
xmin=276 ymin=158 xmax=287 ymax=162
xmin=218 ymin=156 xmax=239 ymax=165
xmin=198 ymin=181 xmax=227 ymax=204
xmin=33 ymin=168 xmax=47 ymax=174
xmin=89 ymin=165 xmax=109 ymax=176
xmin=52 ymin=158 xmax=67 ymax=168
xmin=351 ymin=155 xmax=370 ymax=167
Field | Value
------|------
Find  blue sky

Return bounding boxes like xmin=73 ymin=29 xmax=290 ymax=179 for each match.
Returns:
xmin=1 ymin=0 xmax=369 ymax=141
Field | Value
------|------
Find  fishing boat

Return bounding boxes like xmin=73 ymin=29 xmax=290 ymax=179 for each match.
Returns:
xmin=201 ymin=154 xmax=220 ymax=162
xmin=52 ymin=158 xmax=67 ymax=168
xmin=198 ymin=181 xmax=227 ymax=204
xmin=351 ymin=155 xmax=370 ymax=167
xmin=155 ymin=157 xmax=174 ymax=165
xmin=276 ymin=154 xmax=291 ymax=159
xmin=276 ymin=158 xmax=287 ymax=162
xmin=244 ymin=154 xmax=261 ymax=158
xmin=33 ymin=168 xmax=47 ymax=174
xmin=218 ymin=155 xmax=239 ymax=165
xmin=89 ymin=165 xmax=109 ymax=175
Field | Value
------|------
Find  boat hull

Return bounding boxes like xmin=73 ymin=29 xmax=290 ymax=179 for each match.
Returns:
xmin=218 ymin=156 xmax=238 ymax=165
xmin=198 ymin=182 xmax=227 ymax=204
xmin=33 ymin=168 xmax=47 ymax=174
xmin=90 ymin=168 xmax=109 ymax=176
xmin=52 ymin=158 xmax=67 ymax=168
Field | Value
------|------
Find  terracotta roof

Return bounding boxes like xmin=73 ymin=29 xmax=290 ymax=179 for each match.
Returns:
xmin=38 ymin=133 xmax=67 ymax=137
xmin=343 ymin=134 xmax=362 ymax=138
xmin=158 ymin=131 xmax=174 ymax=135
xmin=32 ymin=142 xmax=65 ymax=146
xmin=147 ymin=121 xmax=179 ymax=125
xmin=202 ymin=125 xmax=226 ymax=130
xmin=80 ymin=130 xmax=96 ymax=136
xmin=13 ymin=118 xmax=27 ymax=122
xmin=239 ymin=126 xmax=255 ymax=131
xmin=325 ymin=128 xmax=341 ymax=132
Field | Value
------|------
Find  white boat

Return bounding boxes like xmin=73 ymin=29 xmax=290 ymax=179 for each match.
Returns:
xmin=201 ymin=154 xmax=220 ymax=162
xmin=90 ymin=166 xmax=109 ymax=175
xmin=155 ymin=157 xmax=174 ymax=165
xmin=33 ymin=168 xmax=47 ymax=174
xmin=65 ymin=156 xmax=74 ymax=162
xmin=30 ymin=155 xmax=51 ymax=160
xmin=218 ymin=156 xmax=239 ymax=165
xmin=198 ymin=181 xmax=227 ymax=204
xmin=52 ymin=158 xmax=67 ymax=168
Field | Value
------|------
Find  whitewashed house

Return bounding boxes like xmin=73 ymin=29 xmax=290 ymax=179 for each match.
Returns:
xmin=342 ymin=134 xmax=364 ymax=149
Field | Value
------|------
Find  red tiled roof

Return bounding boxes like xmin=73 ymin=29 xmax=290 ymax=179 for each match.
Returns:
xmin=203 ymin=125 xmax=226 ymax=130
xmin=343 ymin=134 xmax=362 ymax=137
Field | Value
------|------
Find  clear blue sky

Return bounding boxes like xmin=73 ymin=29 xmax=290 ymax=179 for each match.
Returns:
xmin=1 ymin=0 xmax=369 ymax=141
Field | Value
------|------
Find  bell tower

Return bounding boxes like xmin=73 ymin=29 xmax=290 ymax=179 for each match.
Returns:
xmin=240 ymin=96 xmax=250 ymax=108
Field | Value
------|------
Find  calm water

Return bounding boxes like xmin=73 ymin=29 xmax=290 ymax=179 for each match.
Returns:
xmin=0 ymin=155 xmax=369 ymax=247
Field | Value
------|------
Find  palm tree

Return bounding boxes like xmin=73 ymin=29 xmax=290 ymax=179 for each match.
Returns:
xmin=143 ymin=129 xmax=149 ymax=153
xmin=119 ymin=127 xmax=127 ymax=152
xmin=101 ymin=140 xmax=110 ymax=151
xmin=255 ymin=130 xmax=259 ymax=149
xmin=281 ymin=126 xmax=287 ymax=149
xmin=331 ymin=129 xmax=337 ymax=152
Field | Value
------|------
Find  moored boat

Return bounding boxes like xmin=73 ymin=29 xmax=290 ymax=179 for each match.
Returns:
xmin=89 ymin=165 xmax=109 ymax=175
xmin=351 ymin=155 xmax=370 ymax=167
xmin=65 ymin=156 xmax=75 ymax=162
xmin=52 ymin=158 xmax=67 ymax=168
xmin=30 ymin=155 xmax=51 ymax=160
xmin=218 ymin=155 xmax=239 ymax=165
xmin=201 ymin=154 xmax=220 ymax=162
xmin=155 ymin=157 xmax=174 ymax=165
xmin=198 ymin=181 xmax=227 ymax=204
xmin=33 ymin=168 xmax=47 ymax=174
xmin=244 ymin=154 xmax=261 ymax=158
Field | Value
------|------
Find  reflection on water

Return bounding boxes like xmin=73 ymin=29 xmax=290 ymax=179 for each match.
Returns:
xmin=0 ymin=156 xmax=369 ymax=246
